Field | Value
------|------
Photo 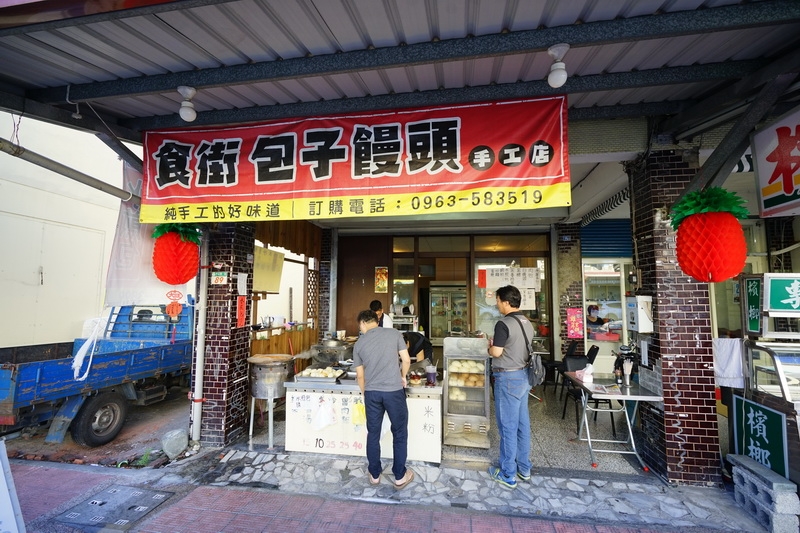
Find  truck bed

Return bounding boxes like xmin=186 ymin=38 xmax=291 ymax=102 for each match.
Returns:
xmin=0 ymin=339 xmax=192 ymax=414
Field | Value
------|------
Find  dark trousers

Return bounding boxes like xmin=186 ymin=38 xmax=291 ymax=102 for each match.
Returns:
xmin=364 ymin=389 xmax=408 ymax=481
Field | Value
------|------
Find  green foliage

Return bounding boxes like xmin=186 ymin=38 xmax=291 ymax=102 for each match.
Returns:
xmin=134 ymin=449 xmax=152 ymax=467
xmin=670 ymin=187 xmax=749 ymax=230
xmin=151 ymin=223 xmax=202 ymax=245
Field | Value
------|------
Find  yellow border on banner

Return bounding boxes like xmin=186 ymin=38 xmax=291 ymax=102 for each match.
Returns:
xmin=140 ymin=182 xmax=571 ymax=223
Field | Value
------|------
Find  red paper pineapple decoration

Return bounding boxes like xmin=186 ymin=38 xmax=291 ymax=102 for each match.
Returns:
xmin=151 ymin=224 xmax=202 ymax=285
xmin=670 ymin=187 xmax=749 ymax=283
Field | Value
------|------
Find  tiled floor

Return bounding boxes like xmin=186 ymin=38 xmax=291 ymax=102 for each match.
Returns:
xmin=248 ymin=379 xmax=646 ymax=479
xmin=442 ymin=381 xmax=645 ymax=478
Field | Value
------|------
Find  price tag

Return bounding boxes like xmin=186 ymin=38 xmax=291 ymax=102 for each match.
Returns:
xmin=211 ymin=272 xmax=228 ymax=285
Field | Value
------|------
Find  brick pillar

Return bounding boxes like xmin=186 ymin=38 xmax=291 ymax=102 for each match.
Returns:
xmin=627 ymin=149 xmax=722 ymax=487
xmin=196 ymin=223 xmax=255 ymax=446
xmin=318 ymin=228 xmax=333 ymax=342
xmin=554 ymin=223 xmax=584 ymax=357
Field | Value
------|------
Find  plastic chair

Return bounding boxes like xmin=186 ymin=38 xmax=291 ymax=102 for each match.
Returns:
xmin=561 ymin=354 xmax=616 ymax=437
xmin=549 ymin=340 xmax=578 ymax=396
xmin=586 ymin=344 xmax=600 ymax=365
xmin=557 ymin=344 xmax=599 ymax=398
xmin=541 ymin=358 xmax=561 ymax=394
xmin=559 ymin=354 xmax=588 ymax=400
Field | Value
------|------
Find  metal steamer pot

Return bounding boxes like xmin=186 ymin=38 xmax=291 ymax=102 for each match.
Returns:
xmin=248 ymin=354 xmax=293 ymax=399
xmin=321 ymin=338 xmax=346 ymax=348
xmin=312 ymin=341 xmax=353 ymax=367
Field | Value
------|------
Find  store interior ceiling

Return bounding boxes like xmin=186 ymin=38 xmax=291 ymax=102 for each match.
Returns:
xmin=0 ymin=0 xmax=798 ymax=235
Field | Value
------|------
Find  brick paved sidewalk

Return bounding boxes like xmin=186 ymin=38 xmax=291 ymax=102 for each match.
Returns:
xmin=11 ymin=460 xmax=747 ymax=533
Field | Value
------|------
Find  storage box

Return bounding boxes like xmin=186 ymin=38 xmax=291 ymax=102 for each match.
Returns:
xmin=593 ymin=332 xmax=620 ymax=341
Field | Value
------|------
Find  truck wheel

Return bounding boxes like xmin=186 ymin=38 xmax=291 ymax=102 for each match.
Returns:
xmin=70 ymin=392 xmax=129 ymax=447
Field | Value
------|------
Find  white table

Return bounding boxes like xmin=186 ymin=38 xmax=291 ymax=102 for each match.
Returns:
xmin=565 ymin=371 xmax=663 ymax=470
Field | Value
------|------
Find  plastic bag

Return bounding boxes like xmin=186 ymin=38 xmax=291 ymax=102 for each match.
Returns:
xmin=312 ymin=399 xmax=337 ymax=430
xmin=352 ymin=402 xmax=366 ymax=425
xmin=72 ymin=318 xmax=102 ymax=381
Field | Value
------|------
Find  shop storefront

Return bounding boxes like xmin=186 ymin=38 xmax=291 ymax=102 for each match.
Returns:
xmin=336 ymin=233 xmax=551 ymax=357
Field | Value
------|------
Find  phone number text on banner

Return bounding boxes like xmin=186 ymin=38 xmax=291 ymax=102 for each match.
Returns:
xmin=141 ymin=97 xmax=570 ymax=223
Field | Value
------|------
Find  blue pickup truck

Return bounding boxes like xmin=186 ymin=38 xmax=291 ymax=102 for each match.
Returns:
xmin=0 ymin=305 xmax=193 ymax=446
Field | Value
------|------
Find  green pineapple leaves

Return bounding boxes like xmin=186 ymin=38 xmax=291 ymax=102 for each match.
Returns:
xmin=152 ymin=223 xmax=203 ymax=245
xmin=670 ymin=187 xmax=749 ymax=231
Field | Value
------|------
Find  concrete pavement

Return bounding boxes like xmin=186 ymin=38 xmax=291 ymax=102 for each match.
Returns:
xmin=10 ymin=444 xmax=766 ymax=533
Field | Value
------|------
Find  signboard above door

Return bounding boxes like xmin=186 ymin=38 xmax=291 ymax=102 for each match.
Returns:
xmin=140 ymin=97 xmax=569 ymax=223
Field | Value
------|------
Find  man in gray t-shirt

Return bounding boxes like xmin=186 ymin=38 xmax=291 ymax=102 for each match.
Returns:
xmin=353 ymin=309 xmax=414 ymax=489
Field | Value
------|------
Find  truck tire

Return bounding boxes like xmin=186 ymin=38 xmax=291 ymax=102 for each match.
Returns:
xmin=70 ymin=392 xmax=129 ymax=447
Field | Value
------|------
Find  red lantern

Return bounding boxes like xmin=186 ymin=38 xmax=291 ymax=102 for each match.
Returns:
xmin=671 ymin=188 xmax=748 ymax=283
xmin=676 ymin=212 xmax=747 ymax=282
xmin=151 ymin=224 xmax=201 ymax=285
xmin=165 ymin=300 xmax=183 ymax=319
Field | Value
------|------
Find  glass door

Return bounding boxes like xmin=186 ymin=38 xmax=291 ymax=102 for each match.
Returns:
xmin=583 ymin=260 xmax=631 ymax=373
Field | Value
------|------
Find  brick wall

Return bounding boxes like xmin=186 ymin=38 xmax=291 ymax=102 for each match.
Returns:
xmin=194 ymin=223 xmax=255 ymax=447
xmin=554 ymin=223 xmax=585 ymax=357
xmin=628 ymin=150 xmax=722 ymax=487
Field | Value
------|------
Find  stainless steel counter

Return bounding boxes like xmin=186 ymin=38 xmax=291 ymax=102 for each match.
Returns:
xmin=285 ymin=378 xmax=442 ymax=396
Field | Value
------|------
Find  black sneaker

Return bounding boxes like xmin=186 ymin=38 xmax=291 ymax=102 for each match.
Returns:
xmin=517 ymin=471 xmax=531 ymax=482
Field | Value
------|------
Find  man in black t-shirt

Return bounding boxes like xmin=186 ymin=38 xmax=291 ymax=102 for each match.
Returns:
xmin=402 ymin=331 xmax=433 ymax=362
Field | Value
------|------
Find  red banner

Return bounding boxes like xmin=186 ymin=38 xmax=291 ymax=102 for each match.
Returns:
xmin=141 ymin=97 xmax=570 ymax=223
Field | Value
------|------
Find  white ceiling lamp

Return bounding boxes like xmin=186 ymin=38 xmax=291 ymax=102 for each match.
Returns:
xmin=177 ymin=86 xmax=197 ymax=122
xmin=547 ymin=43 xmax=570 ymax=89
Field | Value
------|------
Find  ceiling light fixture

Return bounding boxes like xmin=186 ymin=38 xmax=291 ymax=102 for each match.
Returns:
xmin=177 ymin=86 xmax=197 ymax=122
xmin=547 ymin=43 xmax=570 ymax=89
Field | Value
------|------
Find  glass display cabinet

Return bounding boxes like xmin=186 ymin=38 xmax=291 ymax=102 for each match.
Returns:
xmin=442 ymin=337 xmax=490 ymax=449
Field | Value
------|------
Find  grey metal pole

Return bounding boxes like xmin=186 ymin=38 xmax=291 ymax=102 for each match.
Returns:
xmin=0 ymin=136 xmax=141 ymax=204
xmin=191 ymin=234 xmax=210 ymax=444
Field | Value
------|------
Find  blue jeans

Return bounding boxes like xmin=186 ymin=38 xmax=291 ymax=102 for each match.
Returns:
xmin=492 ymin=369 xmax=532 ymax=480
xmin=364 ymin=389 xmax=408 ymax=480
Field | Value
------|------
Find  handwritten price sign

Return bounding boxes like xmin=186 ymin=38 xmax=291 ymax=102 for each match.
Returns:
xmin=285 ymin=390 xmax=441 ymax=462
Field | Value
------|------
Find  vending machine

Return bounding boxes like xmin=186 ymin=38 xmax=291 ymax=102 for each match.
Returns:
xmin=429 ymin=283 xmax=468 ymax=346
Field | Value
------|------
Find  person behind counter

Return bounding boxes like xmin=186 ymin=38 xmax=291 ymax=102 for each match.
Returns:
xmin=369 ymin=300 xmax=393 ymax=328
xmin=586 ymin=304 xmax=608 ymax=334
xmin=402 ymin=331 xmax=433 ymax=363
xmin=487 ymin=285 xmax=533 ymax=490
xmin=353 ymin=309 xmax=415 ymax=489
